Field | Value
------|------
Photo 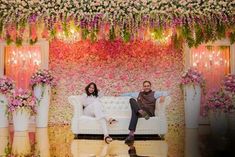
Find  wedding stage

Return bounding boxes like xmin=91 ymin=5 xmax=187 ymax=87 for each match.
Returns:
xmin=0 ymin=0 xmax=235 ymax=156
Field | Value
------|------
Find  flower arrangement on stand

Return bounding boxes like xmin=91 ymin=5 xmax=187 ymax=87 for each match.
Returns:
xmin=30 ymin=69 xmax=56 ymax=127
xmin=205 ymin=89 xmax=233 ymax=136
xmin=8 ymin=89 xmax=36 ymax=131
xmin=180 ymin=68 xmax=206 ymax=91
xmin=0 ymin=76 xmax=14 ymax=128
xmin=30 ymin=69 xmax=56 ymax=88
xmin=180 ymin=68 xmax=205 ymax=128
xmin=205 ymin=89 xmax=233 ymax=114
xmin=223 ymin=74 xmax=235 ymax=132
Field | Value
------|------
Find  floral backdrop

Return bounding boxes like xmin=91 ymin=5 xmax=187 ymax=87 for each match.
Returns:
xmin=49 ymin=39 xmax=184 ymax=125
xmin=0 ymin=0 xmax=235 ymax=47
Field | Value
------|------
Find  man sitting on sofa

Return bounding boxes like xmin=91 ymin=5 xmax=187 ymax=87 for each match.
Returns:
xmin=121 ymin=80 xmax=168 ymax=145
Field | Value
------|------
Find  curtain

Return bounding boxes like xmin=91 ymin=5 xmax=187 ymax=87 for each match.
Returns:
xmin=190 ymin=45 xmax=230 ymax=114
xmin=4 ymin=46 xmax=41 ymax=89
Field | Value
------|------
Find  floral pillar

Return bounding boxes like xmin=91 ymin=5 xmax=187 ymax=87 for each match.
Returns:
xmin=0 ymin=77 xmax=14 ymax=128
xmin=31 ymin=69 xmax=56 ymax=128
xmin=181 ymin=68 xmax=205 ymax=128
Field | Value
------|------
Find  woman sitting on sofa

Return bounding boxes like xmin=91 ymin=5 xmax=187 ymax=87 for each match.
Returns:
xmin=80 ymin=82 xmax=117 ymax=144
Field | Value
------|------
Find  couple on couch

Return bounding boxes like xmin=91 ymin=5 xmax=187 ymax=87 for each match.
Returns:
xmin=80 ymin=81 xmax=168 ymax=144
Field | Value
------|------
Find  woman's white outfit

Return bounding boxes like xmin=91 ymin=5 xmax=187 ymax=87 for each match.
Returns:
xmin=80 ymin=93 xmax=109 ymax=136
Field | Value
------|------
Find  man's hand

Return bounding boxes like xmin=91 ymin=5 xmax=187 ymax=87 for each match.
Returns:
xmin=159 ymin=96 xmax=165 ymax=103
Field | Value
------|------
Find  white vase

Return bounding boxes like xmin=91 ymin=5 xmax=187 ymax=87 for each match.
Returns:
xmin=0 ymin=128 xmax=9 ymax=156
xmin=12 ymin=131 xmax=30 ymax=156
xmin=33 ymin=84 xmax=51 ymax=128
xmin=0 ymin=94 xmax=8 ymax=128
xmin=13 ymin=110 xmax=30 ymax=131
xmin=209 ymin=111 xmax=228 ymax=136
xmin=184 ymin=85 xmax=201 ymax=128
xmin=36 ymin=128 xmax=50 ymax=157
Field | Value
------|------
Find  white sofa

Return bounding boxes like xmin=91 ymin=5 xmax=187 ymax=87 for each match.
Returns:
xmin=68 ymin=95 xmax=171 ymax=135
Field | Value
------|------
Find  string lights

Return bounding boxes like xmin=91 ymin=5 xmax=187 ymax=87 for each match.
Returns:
xmin=192 ymin=50 xmax=229 ymax=70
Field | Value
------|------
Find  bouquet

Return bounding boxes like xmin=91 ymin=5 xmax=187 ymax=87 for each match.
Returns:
xmin=205 ymin=89 xmax=233 ymax=113
xmin=8 ymin=89 xmax=36 ymax=115
xmin=180 ymin=68 xmax=206 ymax=93
xmin=0 ymin=76 xmax=14 ymax=95
xmin=30 ymin=69 xmax=56 ymax=87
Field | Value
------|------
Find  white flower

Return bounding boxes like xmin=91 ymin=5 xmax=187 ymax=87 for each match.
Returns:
xmin=111 ymin=1 xmax=116 ymax=7
xmin=104 ymin=1 xmax=108 ymax=6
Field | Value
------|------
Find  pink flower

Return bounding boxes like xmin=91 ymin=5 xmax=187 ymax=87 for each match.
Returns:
xmin=8 ymin=88 xmax=36 ymax=115
xmin=0 ymin=76 xmax=15 ymax=95
xmin=205 ymin=89 xmax=233 ymax=113
xmin=224 ymin=74 xmax=235 ymax=93
xmin=30 ymin=69 xmax=56 ymax=87
xmin=108 ymin=74 xmax=114 ymax=79
xmin=180 ymin=68 xmax=205 ymax=88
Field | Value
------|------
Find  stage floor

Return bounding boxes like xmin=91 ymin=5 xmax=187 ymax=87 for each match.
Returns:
xmin=0 ymin=125 xmax=234 ymax=157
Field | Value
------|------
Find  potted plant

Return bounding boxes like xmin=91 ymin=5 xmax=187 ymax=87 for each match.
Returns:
xmin=205 ymin=89 xmax=233 ymax=136
xmin=30 ymin=69 xmax=56 ymax=127
xmin=0 ymin=76 xmax=14 ymax=128
xmin=8 ymin=89 xmax=36 ymax=131
xmin=180 ymin=68 xmax=205 ymax=128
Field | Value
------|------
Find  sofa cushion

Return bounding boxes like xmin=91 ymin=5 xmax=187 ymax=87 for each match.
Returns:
xmin=77 ymin=115 xmax=161 ymax=134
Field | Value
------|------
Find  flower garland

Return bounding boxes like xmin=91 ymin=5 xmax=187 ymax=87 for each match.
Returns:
xmin=0 ymin=0 xmax=234 ymax=46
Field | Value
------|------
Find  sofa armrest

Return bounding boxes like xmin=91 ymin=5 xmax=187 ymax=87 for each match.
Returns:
xmin=155 ymin=96 xmax=171 ymax=116
xmin=68 ymin=95 xmax=83 ymax=118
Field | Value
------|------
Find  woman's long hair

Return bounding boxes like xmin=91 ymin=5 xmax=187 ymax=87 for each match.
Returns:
xmin=85 ymin=82 xmax=99 ymax=97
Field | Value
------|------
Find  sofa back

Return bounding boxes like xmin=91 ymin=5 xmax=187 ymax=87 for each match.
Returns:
xmin=100 ymin=96 xmax=131 ymax=117
xmin=69 ymin=95 xmax=171 ymax=118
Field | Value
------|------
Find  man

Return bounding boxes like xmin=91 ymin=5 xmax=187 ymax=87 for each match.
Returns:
xmin=122 ymin=80 xmax=168 ymax=144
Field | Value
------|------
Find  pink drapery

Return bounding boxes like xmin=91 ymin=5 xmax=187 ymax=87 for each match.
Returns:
xmin=190 ymin=45 xmax=230 ymax=114
xmin=4 ymin=46 xmax=41 ymax=89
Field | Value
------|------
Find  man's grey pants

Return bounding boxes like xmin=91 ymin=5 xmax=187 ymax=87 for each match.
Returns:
xmin=128 ymin=98 xmax=152 ymax=131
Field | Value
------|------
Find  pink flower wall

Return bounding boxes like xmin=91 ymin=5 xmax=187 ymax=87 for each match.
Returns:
xmin=49 ymin=39 xmax=184 ymax=125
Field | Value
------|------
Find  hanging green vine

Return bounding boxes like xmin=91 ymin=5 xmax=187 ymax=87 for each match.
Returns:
xmin=109 ymin=26 xmax=116 ymax=41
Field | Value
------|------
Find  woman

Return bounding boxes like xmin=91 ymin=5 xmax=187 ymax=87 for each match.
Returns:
xmin=80 ymin=82 xmax=117 ymax=144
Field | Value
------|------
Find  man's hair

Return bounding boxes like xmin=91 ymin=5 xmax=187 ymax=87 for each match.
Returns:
xmin=143 ymin=80 xmax=151 ymax=86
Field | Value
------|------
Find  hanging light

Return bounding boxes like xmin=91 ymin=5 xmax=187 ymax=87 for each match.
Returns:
xmin=192 ymin=49 xmax=228 ymax=69
xmin=150 ymin=28 xmax=172 ymax=44
xmin=56 ymin=23 xmax=81 ymax=43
